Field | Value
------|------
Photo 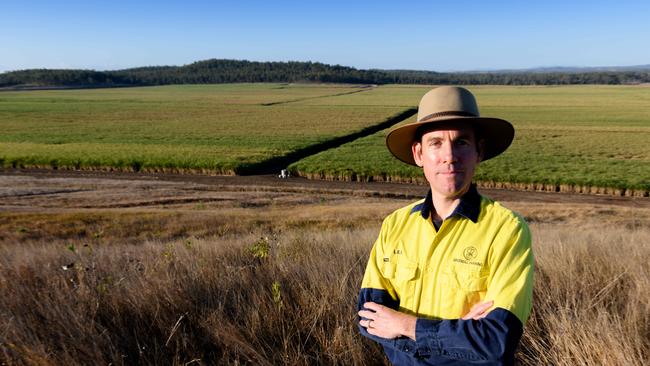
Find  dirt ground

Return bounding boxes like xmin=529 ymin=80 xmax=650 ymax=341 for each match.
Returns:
xmin=2 ymin=169 xmax=649 ymax=234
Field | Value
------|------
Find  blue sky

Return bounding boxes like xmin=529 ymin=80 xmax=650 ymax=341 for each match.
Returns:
xmin=1 ymin=0 xmax=649 ymax=73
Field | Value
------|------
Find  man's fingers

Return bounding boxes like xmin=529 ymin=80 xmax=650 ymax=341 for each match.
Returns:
xmin=366 ymin=325 xmax=378 ymax=335
xmin=359 ymin=302 xmax=382 ymax=329
xmin=472 ymin=310 xmax=491 ymax=320
xmin=358 ymin=310 xmax=376 ymax=320
xmin=469 ymin=300 xmax=493 ymax=319
xmin=462 ymin=300 xmax=494 ymax=320
xmin=474 ymin=300 xmax=494 ymax=313
xmin=362 ymin=302 xmax=385 ymax=312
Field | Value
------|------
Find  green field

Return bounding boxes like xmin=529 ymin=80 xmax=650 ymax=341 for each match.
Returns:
xmin=0 ymin=84 xmax=407 ymax=173
xmin=1 ymin=84 xmax=649 ymax=194
xmin=289 ymin=85 xmax=650 ymax=195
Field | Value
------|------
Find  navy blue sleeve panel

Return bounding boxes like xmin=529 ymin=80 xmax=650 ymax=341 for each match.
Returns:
xmin=414 ymin=308 xmax=523 ymax=365
xmin=357 ymin=288 xmax=418 ymax=355
xmin=358 ymin=288 xmax=400 ymax=311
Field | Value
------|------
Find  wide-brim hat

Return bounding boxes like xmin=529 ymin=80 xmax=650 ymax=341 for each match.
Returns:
xmin=386 ymin=86 xmax=514 ymax=166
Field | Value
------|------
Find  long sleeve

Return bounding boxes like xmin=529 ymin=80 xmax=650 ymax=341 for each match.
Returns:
xmin=357 ymin=218 xmax=417 ymax=352
xmin=410 ymin=308 xmax=523 ymax=364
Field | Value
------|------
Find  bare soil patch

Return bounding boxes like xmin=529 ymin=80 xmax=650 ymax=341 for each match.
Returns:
xmin=2 ymin=169 xmax=649 ymax=244
xmin=3 ymin=168 xmax=649 ymax=207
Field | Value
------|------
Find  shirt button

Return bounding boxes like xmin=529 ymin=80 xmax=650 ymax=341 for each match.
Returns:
xmin=403 ymin=346 xmax=411 ymax=352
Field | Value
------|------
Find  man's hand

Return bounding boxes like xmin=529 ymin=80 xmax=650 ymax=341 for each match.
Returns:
xmin=462 ymin=300 xmax=494 ymax=320
xmin=358 ymin=302 xmax=417 ymax=340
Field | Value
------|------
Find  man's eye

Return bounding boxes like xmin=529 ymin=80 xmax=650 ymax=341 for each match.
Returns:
xmin=455 ymin=140 xmax=470 ymax=146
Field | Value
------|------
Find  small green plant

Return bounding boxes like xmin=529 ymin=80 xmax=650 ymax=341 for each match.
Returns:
xmin=16 ymin=227 xmax=29 ymax=233
xmin=248 ymin=237 xmax=270 ymax=260
xmin=96 ymin=276 xmax=114 ymax=295
xmin=66 ymin=243 xmax=76 ymax=253
xmin=162 ymin=243 xmax=175 ymax=261
xmin=271 ymin=280 xmax=283 ymax=309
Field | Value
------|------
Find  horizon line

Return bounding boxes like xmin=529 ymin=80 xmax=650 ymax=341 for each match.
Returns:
xmin=2 ymin=58 xmax=650 ymax=75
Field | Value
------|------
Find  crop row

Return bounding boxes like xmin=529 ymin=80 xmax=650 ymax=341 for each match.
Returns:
xmin=0 ymin=84 xmax=407 ymax=174
xmin=290 ymin=85 xmax=650 ymax=195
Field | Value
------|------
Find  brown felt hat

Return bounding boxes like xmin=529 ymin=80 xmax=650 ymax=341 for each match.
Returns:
xmin=386 ymin=86 xmax=514 ymax=166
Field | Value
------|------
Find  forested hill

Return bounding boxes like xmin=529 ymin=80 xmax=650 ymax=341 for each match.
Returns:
xmin=2 ymin=59 xmax=649 ymax=88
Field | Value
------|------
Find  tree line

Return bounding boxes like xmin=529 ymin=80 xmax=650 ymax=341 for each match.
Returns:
xmin=1 ymin=59 xmax=649 ymax=88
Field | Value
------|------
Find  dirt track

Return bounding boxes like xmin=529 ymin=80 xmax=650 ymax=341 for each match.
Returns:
xmin=2 ymin=167 xmax=650 ymax=246
xmin=2 ymin=168 xmax=648 ymax=209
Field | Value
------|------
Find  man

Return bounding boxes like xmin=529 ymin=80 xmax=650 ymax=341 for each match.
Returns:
xmin=357 ymin=86 xmax=533 ymax=365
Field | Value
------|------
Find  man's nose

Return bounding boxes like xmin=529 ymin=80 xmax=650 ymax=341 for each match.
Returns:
xmin=442 ymin=142 xmax=458 ymax=163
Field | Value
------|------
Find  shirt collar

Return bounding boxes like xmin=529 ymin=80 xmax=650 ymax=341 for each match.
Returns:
xmin=413 ymin=184 xmax=481 ymax=223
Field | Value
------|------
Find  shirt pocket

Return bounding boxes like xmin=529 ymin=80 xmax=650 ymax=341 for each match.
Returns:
xmin=440 ymin=267 xmax=489 ymax=317
xmin=382 ymin=260 xmax=420 ymax=311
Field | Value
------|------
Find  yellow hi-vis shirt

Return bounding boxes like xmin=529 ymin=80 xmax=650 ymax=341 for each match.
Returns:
xmin=359 ymin=185 xmax=534 ymax=365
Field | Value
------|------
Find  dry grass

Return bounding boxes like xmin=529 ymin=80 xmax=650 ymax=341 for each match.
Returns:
xmin=1 ymin=196 xmax=649 ymax=365
xmin=521 ymin=225 xmax=649 ymax=365
xmin=0 ymin=228 xmax=384 ymax=365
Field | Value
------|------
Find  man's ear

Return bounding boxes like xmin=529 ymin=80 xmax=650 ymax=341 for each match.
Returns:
xmin=412 ymin=142 xmax=424 ymax=167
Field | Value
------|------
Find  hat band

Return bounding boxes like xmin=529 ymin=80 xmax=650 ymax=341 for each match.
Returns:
xmin=418 ymin=110 xmax=477 ymax=122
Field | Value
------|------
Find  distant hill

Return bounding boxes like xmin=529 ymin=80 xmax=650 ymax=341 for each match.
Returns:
xmin=1 ymin=59 xmax=649 ymax=88
xmin=464 ymin=64 xmax=650 ymax=74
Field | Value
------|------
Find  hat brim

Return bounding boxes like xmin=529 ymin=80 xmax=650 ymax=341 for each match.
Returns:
xmin=385 ymin=116 xmax=514 ymax=166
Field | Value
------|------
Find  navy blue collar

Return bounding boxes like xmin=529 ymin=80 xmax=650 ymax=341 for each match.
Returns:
xmin=411 ymin=184 xmax=481 ymax=224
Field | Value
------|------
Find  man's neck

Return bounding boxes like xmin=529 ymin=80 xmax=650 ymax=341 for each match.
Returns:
xmin=430 ymin=196 xmax=461 ymax=222
xmin=430 ymin=187 xmax=471 ymax=222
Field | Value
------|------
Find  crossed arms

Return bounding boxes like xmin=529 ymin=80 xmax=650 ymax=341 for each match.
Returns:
xmin=359 ymin=300 xmax=494 ymax=340
xmin=357 ymin=288 xmax=526 ymax=364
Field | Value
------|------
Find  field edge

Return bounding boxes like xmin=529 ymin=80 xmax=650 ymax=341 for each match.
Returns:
xmin=289 ymin=170 xmax=650 ymax=197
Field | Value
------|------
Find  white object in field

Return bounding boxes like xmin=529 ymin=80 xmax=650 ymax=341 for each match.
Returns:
xmin=278 ymin=169 xmax=290 ymax=179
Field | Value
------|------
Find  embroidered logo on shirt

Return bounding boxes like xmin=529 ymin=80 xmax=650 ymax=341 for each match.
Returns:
xmin=453 ymin=246 xmax=483 ymax=266
xmin=463 ymin=246 xmax=478 ymax=260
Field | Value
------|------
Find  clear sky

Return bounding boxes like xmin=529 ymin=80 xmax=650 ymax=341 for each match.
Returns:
xmin=1 ymin=0 xmax=649 ymax=73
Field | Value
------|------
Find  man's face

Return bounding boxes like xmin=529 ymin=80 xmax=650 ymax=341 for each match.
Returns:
xmin=411 ymin=123 xmax=482 ymax=200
